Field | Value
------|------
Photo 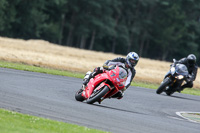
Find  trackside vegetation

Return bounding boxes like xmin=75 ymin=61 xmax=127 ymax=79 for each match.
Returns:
xmin=1 ymin=1 xmax=200 ymax=64
xmin=0 ymin=109 xmax=108 ymax=133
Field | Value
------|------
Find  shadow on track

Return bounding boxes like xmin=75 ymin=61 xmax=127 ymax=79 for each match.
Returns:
xmin=162 ymin=94 xmax=200 ymax=102
xmin=91 ymin=103 xmax=147 ymax=115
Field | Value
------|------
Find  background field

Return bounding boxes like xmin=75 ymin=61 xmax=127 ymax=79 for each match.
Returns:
xmin=0 ymin=37 xmax=200 ymax=89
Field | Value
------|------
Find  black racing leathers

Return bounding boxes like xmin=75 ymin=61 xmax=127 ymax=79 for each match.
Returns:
xmin=176 ymin=57 xmax=198 ymax=89
xmin=176 ymin=57 xmax=198 ymax=81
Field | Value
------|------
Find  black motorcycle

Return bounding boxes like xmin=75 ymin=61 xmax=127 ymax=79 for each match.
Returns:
xmin=156 ymin=59 xmax=189 ymax=96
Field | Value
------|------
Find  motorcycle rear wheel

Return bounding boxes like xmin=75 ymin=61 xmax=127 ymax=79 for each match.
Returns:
xmin=75 ymin=89 xmax=85 ymax=102
xmin=86 ymin=86 xmax=110 ymax=104
xmin=156 ymin=77 xmax=171 ymax=94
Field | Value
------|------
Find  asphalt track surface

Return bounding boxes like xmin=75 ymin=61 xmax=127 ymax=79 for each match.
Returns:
xmin=0 ymin=68 xmax=200 ymax=133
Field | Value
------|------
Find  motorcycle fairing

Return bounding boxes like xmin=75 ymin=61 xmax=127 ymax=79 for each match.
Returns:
xmin=82 ymin=66 xmax=127 ymax=99
xmin=82 ymin=72 xmax=111 ymax=98
xmin=107 ymin=67 xmax=127 ymax=90
xmin=173 ymin=64 xmax=188 ymax=76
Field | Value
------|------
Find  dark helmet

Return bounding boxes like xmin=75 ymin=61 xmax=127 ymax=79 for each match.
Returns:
xmin=126 ymin=52 xmax=139 ymax=68
xmin=187 ymin=54 xmax=196 ymax=66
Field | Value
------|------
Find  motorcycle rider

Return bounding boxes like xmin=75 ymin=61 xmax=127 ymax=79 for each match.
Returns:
xmin=170 ymin=54 xmax=198 ymax=92
xmin=82 ymin=52 xmax=139 ymax=99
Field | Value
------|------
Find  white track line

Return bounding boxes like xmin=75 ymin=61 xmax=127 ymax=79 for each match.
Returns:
xmin=176 ymin=111 xmax=200 ymax=123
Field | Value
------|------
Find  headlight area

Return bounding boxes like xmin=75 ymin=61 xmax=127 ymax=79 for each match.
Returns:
xmin=170 ymin=67 xmax=175 ymax=74
xmin=175 ymin=75 xmax=184 ymax=79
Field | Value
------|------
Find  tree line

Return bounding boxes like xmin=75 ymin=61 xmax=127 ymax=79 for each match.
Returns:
xmin=0 ymin=0 xmax=200 ymax=63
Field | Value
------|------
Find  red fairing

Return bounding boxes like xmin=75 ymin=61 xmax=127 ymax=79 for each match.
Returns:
xmin=83 ymin=72 xmax=110 ymax=98
xmin=82 ymin=66 xmax=127 ymax=99
xmin=107 ymin=68 xmax=127 ymax=90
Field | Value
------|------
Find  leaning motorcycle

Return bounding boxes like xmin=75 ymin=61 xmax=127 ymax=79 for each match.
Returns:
xmin=156 ymin=59 xmax=189 ymax=96
xmin=75 ymin=66 xmax=127 ymax=104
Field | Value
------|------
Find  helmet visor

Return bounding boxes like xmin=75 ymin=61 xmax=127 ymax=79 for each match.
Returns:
xmin=188 ymin=59 xmax=195 ymax=64
xmin=130 ymin=59 xmax=136 ymax=64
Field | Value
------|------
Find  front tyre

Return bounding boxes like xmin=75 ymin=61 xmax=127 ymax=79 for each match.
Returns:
xmin=86 ymin=86 xmax=110 ymax=104
xmin=156 ymin=77 xmax=171 ymax=94
xmin=75 ymin=89 xmax=85 ymax=102
xmin=165 ymin=91 xmax=174 ymax=96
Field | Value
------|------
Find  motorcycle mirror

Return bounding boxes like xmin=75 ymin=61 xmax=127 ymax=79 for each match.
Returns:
xmin=173 ymin=59 xmax=177 ymax=63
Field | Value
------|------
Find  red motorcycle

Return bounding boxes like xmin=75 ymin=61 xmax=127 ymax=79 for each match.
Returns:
xmin=75 ymin=66 xmax=128 ymax=104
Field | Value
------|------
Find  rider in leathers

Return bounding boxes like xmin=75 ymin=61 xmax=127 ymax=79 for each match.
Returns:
xmin=176 ymin=54 xmax=198 ymax=92
xmin=82 ymin=52 xmax=139 ymax=99
xmin=166 ymin=54 xmax=198 ymax=92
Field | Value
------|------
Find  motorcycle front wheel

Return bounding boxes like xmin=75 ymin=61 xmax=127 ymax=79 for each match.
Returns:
xmin=86 ymin=86 xmax=110 ymax=104
xmin=165 ymin=91 xmax=174 ymax=96
xmin=75 ymin=89 xmax=85 ymax=102
xmin=156 ymin=77 xmax=171 ymax=94
xmin=165 ymin=87 xmax=175 ymax=96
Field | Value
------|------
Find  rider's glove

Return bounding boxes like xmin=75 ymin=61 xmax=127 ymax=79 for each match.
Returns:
xmin=186 ymin=74 xmax=193 ymax=82
xmin=103 ymin=64 xmax=109 ymax=70
xmin=92 ymin=67 xmax=104 ymax=77
xmin=94 ymin=67 xmax=100 ymax=72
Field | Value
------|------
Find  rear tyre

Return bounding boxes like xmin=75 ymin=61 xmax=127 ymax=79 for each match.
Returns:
xmin=75 ymin=89 xmax=85 ymax=102
xmin=86 ymin=86 xmax=110 ymax=104
xmin=156 ymin=77 xmax=171 ymax=94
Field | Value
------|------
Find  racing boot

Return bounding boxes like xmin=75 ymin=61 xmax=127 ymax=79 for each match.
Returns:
xmin=83 ymin=72 xmax=94 ymax=86
xmin=111 ymin=90 xmax=124 ymax=99
xmin=98 ymin=98 xmax=104 ymax=104
xmin=111 ymin=87 xmax=126 ymax=99
xmin=177 ymin=87 xmax=184 ymax=93
xmin=178 ymin=82 xmax=193 ymax=93
xmin=83 ymin=67 xmax=104 ymax=86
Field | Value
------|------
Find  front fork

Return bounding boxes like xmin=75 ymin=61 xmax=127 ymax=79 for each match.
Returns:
xmin=165 ymin=76 xmax=183 ymax=91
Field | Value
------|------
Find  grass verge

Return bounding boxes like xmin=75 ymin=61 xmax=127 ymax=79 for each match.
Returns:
xmin=0 ymin=108 xmax=107 ymax=133
xmin=0 ymin=60 xmax=84 ymax=78
xmin=0 ymin=60 xmax=200 ymax=96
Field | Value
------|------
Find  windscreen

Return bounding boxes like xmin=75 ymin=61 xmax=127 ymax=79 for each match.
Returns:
xmin=118 ymin=67 xmax=128 ymax=79
xmin=176 ymin=64 xmax=188 ymax=75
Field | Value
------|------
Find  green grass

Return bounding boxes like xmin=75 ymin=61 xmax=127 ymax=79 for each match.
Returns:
xmin=0 ymin=60 xmax=200 ymax=96
xmin=0 ymin=60 xmax=84 ymax=79
xmin=133 ymin=81 xmax=158 ymax=90
xmin=0 ymin=109 xmax=107 ymax=133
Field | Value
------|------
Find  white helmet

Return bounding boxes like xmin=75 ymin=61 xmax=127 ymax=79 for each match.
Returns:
xmin=126 ymin=52 xmax=139 ymax=68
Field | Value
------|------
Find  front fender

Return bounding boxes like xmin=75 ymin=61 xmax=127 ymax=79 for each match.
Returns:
xmin=164 ymin=77 xmax=172 ymax=84
xmin=84 ymin=82 xmax=112 ymax=99
xmin=96 ymin=82 xmax=112 ymax=91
